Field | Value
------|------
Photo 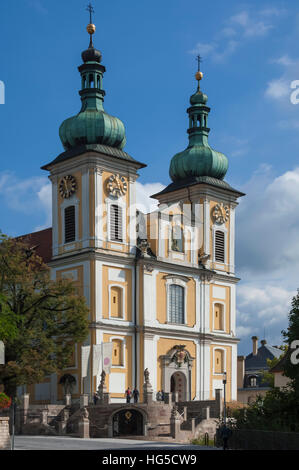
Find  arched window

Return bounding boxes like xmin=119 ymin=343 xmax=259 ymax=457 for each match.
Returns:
xmin=214 ymin=349 xmax=224 ymax=374
xmin=171 ymin=223 xmax=184 ymax=252
xmin=112 ymin=339 xmax=123 ymax=366
xmin=64 ymin=206 xmax=76 ymax=243
xmin=215 ymin=230 xmax=225 ymax=263
xmin=110 ymin=205 xmax=123 ymax=242
xmin=168 ymin=284 xmax=184 ymax=324
xmin=214 ymin=303 xmax=224 ymax=330
xmin=110 ymin=286 xmax=123 ymax=318
xmin=89 ymin=73 xmax=94 ymax=88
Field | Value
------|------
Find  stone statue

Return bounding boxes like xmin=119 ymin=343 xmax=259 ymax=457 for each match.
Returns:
xmin=100 ymin=370 xmax=106 ymax=387
xmin=144 ymin=368 xmax=150 ymax=384
xmin=80 ymin=407 xmax=89 ymax=420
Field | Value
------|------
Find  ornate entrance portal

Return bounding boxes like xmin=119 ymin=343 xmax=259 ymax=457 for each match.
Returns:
xmin=112 ymin=409 xmax=143 ymax=436
xmin=170 ymin=371 xmax=187 ymax=402
xmin=160 ymin=345 xmax=194 ymax=401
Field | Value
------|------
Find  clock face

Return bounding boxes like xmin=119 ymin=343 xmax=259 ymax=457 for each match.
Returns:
xmin=107 ymin=174 xmax=127 ymax=198
xmin=213 ymin=203 xmax=230 ymax=224
xmin=59 ymin=175 xmax=77 ymax=199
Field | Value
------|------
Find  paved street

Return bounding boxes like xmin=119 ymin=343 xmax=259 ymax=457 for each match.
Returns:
xmin=13 ymin=435 xmax=218 ymax=450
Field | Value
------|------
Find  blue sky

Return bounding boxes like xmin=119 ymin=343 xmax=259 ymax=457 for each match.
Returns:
xmin=1 ymin=0 xmax=299 ymax=355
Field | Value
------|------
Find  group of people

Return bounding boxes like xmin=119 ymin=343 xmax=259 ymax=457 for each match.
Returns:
xmin=125 ymin=387 xmax=140 ymax=403
xmin=156 ymin=390 xmax=165 ymax=401
xmin=93 ymin=388 xmax=166 ymax=405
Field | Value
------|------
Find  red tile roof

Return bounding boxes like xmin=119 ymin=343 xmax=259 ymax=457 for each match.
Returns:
xmin=18 ymin=227 xmax=52 ymax=264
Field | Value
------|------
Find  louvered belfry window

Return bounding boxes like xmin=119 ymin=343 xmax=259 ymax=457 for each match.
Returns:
xmin=64 ymin=206 xmax=76 ymax=243
xmin=215 ymin=230 xmax=225 ymax=262
xmin=168 ymin=284 xmax=184 ymax=324
xmin=110 ymin=204 xmax=123 ymax=242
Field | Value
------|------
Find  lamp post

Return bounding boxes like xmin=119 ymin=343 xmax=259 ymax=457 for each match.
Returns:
xmin=222 ymin=371 xmax=227 ymax=426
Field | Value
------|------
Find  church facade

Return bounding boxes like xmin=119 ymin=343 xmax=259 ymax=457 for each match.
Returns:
xmin=26 ymin=20 xmax=244 ymax=405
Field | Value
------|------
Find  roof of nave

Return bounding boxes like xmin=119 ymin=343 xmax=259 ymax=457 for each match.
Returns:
xmin=17 ymin=227 xmax=52 ymax=264
xmin=245 ymin=341 xmax=283 ymax=371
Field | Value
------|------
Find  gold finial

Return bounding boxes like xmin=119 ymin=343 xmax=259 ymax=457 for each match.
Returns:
xmin=86 ymin=3 xmax=96 ymax=47
xmin=87 ymin=23 xmax=96 ymax=35
xmin=195 ymin=71 xmax=203 ymax=81
xmin=195 ymin=55 xmax=203 ymax=88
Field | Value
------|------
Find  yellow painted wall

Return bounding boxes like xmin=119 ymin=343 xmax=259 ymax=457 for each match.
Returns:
xmin=210 ymin=284 xmax=231 ymax=334
xmin=102 ymin=265 xmax=132 ymax=321
xmin=210 ymin=344 xmax=232 ymax=401
xmin=103 ymin=333 xmax=132 ymax=398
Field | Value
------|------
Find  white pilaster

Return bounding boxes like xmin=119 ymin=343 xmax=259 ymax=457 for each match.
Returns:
xmin=51 ymin=176 xmax=59 ymax=257
xmin=95 ymin=169 xmax=103 ymax=247
xmin=128 ymin=177 xmax=136 ymax=253
xmin=231 ymin=343 xmax=237 ymax=400
xmin=82 ymin=169 xmax=90 ymax=248
xmin=229 ymin=205 xmax=235 ymax=273
xmin=143 ymin=333 xmax=157 ymax=393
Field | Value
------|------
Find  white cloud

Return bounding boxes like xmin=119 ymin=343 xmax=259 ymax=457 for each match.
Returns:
xmin=0 ymin=171 xmax=51 ymax=232
xmin=135 ymin=181 xmax=165 ymax=214
xmin=265 ymin=78 xmax=290 ymax=99
xmin=190 ymin=8 xmax=283 ymax=64
xmin=233 ymin=163 xmax=299 ymax=348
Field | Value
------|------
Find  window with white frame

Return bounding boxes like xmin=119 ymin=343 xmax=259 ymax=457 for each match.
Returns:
xmin=109 ymin=285 xmax=124 ymax=319
xmin=214 ymin=230 xmax=225 ymax=263
xmin=112 ymin=338 xmax=124 ymax=366
xmin=110 ymin=204 xmax=123 ymax=242
xmin=214 ymin=303 xmax=224 ymax=331
xmin=214 ymin=349 xmax=224 ymax=374
xmin=168 ymin=284 xmax=185 ymax=324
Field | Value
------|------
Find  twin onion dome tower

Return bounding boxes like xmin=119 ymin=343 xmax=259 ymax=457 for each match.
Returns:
xmin=48 ymin=14 xmax=230 ymax=186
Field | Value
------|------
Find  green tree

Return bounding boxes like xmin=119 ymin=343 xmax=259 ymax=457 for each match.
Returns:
xmin=282 ymin=289 xmax=299 ymax=394
xmin=0 ymin=233 xmax=89 ymax=397
xmin=0 ymin=292 xmax=18 ymax=342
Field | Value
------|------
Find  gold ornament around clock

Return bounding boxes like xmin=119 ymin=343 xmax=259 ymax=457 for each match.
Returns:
xmin=213 ymin=203 xmax=230 ymax=224
xmin=59 ymin=175 xmax=77 ymax=199
xmin=107 ymin=174 xmax=127 ymax=198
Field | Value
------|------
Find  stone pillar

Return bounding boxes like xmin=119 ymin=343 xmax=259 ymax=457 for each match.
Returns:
xmin=203 ymin=406 xmax=210 ymax=420
xmin=17 ymin=393 xmax=29 ymax=433
xmin=97 ymin=385 xmax=110 ymax=404
xmin=0 ymin=417 xmax=10 ymax=450
xmin=80 ymin=394 xmax=89 ymax=408
xmin=65 ymin=394 xmax=71 ymax=406
xmin=172 ymin=392 xmax=179 ymax=403
xmin=78 ymin=408 xmax=90 ymax=439
xmin=143 ymin=368 xmax=153 ymax=404
xmin=170 ymin=406 xmax=181 ymax=439
xmin=97 ymin=370 xmax=110 ymax=404
xmin=41 ymin=410 xmax=48 ymax=426
xmin=215 ymin=389 xmax=223 ymax=418
xmin=58 ymin=408 xmax=70 ymax=436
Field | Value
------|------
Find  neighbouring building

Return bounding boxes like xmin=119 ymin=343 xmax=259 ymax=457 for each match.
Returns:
xmin=269 ymin=352 xmax=291 ymax=389
xmin=237 ymin=336 xmax=283 ymax=404
xmin=20 ymin=17 xmax=245 ymax=405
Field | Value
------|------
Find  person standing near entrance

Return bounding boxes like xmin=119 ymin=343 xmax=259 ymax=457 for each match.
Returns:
xmin=133 ymin=388 xmax=139 ymax=403
xmin=125 ymin=387 xmax=132 ymax=403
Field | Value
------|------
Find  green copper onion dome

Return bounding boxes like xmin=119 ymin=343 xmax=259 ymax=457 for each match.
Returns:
xmin=169 ymin=70 xmax=228 ymax=182
xmin=59 ymin=23 xmax=126 ymax=151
